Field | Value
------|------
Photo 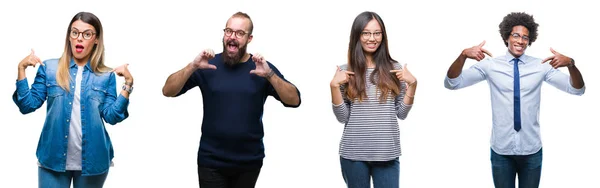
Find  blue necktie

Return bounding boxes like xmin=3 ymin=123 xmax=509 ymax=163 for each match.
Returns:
xmin=513 ymin=58 xmax=521 ymax=132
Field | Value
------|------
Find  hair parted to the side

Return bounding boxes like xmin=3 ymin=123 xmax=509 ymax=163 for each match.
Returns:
xmin=56 ymin=11 xmax=111 ymax=92
xmin=499 ymin=12 xmax=539 ymax=46
xmin=346 ymin=11 xmax=400 ymax=103
xmin=228 ymin=11 xmax=254 ymax=35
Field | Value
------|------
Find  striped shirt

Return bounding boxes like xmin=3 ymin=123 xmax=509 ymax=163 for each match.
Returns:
xmin=333 ymin=63 xmax=412 ymax=161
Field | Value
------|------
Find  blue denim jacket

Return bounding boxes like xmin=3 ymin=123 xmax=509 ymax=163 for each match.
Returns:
xmin=13 ymin=58 xmax=129 ymax=176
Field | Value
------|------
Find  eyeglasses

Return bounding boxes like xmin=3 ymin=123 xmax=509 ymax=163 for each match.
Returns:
xmin=511 ymin=33 xmax=529 ymax=42
xmin=70 ymin=29 xmax=96 ymax=40
xmin=223 ymin=28 xmax=248 ymax=38
xmin=361 ymin=31 xmax=382 ymax=40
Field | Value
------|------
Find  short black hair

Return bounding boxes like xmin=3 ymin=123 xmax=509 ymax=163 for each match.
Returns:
xmin=499 ymin=12 xmax=539 ymax=46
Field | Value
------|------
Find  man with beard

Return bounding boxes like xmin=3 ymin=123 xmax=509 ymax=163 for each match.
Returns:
xmin=444 ymin=12 xmax=585 ymax=188
xmin=162 ymin=12 xmax=301 ymax=188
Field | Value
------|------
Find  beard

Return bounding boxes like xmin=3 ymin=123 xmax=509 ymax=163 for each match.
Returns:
xmin=222 ymin=39 xmax=247 ymax=67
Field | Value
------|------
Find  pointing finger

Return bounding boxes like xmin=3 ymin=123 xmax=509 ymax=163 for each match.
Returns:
xmin=541 ymin=56 xmax=554 ymax=64
xmin=481 ymin=48 xmax=493 ymax=57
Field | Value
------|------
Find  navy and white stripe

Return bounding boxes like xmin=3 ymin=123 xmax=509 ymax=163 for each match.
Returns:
xmin=333 ymin=63 xmax=412 ymax=161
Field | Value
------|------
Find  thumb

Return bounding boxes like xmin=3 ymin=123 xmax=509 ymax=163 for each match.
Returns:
xmin=249 ymin=70 xmax=256 ymax=74
xmin=207 ymin=64 xmax=217 ymax=70
xmin=402 ymin=63 xmax=408 ymax=72
xmin=550 ymin=47 xmax=558 ymax=54
xmin=30 ymin=48 xmax=35 ymax=56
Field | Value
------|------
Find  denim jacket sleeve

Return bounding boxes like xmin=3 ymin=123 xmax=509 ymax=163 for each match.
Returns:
xmin=13 ymin=65 xmax=47 ymax=114
xmin=99 ymin=72 xmax=129 ymax=125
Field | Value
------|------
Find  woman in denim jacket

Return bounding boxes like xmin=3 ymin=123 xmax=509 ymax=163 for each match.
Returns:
xmin=13 ymin=11 xmax=133 ymax=188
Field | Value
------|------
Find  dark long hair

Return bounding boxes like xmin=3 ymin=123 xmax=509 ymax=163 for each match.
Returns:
xmin=346 ymin=11 xmax=400 ymax=103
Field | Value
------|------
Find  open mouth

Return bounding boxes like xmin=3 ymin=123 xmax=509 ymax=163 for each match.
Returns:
xmin=226 ymin=40 xmax=239 ymax=53
xmin=75 ymin=44 xmax=84 ymax=53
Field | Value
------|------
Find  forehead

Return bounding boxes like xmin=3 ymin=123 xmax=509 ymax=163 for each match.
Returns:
xmin=363 ymin=19 xmax=381 ymax=31
xmin=71 ymin=20 xmax=95 ymax=31
xmin=226 ymin=17 xmax=251 ymax=31
xmin=511 ymin=25 xmax=529 ymax=34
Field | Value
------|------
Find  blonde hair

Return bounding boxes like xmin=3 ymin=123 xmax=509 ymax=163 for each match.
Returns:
xmin=57 ymin=12 xmax=111 ymax=91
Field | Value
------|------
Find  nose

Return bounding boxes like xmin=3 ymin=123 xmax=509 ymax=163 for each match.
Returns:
xmin=227 ymin=33 xmax=237 ymax=40
xmin=515 ymin=37 xmax=526 ymax=44
xmin=368 ymin=34 xmax=376 ymax=41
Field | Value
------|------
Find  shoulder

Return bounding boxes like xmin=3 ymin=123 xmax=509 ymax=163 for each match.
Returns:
xmin=339 ymin=64 xmax=348 ymax=71
xmin=43 ymin=58 xmax=60 ymax=65
xmin=42 ymin=58 xmax=60 ymax=69
xmin=522 ymin=54 xmax=543 ymax=64
xmin=391 ymin=62 xmax=401 ymax=70
xmin=37 ymin=58 xmax=61 ymax=76
xmin=476 ymin=56 xmax=499 ymax=69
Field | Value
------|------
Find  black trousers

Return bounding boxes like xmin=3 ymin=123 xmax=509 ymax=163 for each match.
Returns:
xmin=197 ymin=166 xmax=262 ymax=188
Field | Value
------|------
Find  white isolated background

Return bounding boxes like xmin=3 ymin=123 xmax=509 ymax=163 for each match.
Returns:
xmin=0 ymin=0 xmax=598 ymax=187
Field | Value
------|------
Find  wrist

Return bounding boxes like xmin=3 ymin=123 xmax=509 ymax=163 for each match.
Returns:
xmin=460 ymin=49 xmax=468 ymax=58
xmin=408 ymin=80 xmax=417 ymax=87
xmin=265 ymin=70 xmax=275 ymax=79
xmin=125 ymin=79 xmax=134 ymax=86
xmin=122 ymin=84 xmax=133 ymax=94
xmin=330 ymin=81 xmax=340 ymax=88
xmin=187 ymin=62 xmax=199 ymax=71
xmin=568 ymin=58 xmax=575 ymax=68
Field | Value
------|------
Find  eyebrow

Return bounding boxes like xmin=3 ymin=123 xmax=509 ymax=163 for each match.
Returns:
xmin=511 ymin=32 xmax=528 ymax=36
xmin=71 ymin=27 xmax=94 ymax=32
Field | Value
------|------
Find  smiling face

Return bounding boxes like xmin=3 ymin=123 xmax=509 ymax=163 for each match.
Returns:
xmin=506 ymin=25 xmax=529 ymax=58
xmin=69 ymin=20 xmax=97 ymax=64
xmin=360 ymin=19 xmax=382 ymax=55
xmin=222 ymin=17 xmax=253 ymax=66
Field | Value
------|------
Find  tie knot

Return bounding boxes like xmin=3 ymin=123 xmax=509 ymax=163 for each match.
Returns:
xmin=513 ymin=58 xmax=520 ymax=64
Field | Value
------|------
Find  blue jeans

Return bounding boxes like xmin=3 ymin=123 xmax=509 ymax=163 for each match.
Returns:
xmin=491 ymin=148 xmax=542 ymax=188
xmin=38 ymin=167 xmax=108 ymax=188
xmin=340 ymin=156 xmax=400 ymax=188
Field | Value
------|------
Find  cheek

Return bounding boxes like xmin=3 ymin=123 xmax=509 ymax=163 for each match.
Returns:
xmin=359 ymin=40 xmax=367 ymax=47
xmin=85 ymin=41 xmax=95 ymax=50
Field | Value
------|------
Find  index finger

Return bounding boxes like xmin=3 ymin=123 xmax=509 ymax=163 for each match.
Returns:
xmin=345 ymin=71 xmax=355 ymax=75
xmin=481 ymin=48 xmax=493 ymax=57
xmin=389 ymin=69 xmax=402 ymax=73
xmin=34 ymin=56 xmax=44 ymax=66
xmin=541 ymin=56 xmax=554 ymax=64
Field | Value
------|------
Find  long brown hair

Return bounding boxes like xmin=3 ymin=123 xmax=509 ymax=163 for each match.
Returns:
xmin=346 ymin=11 xmax=400 ymax=103
xmin=56 ymin=12 xmax=111 ymax=91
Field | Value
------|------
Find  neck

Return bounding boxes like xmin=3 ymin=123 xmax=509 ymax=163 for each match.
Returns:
xmin=241 ymin=53 xmax=251 ymax=63
xmin=74 ymin=56 xmax=89 ymax=67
